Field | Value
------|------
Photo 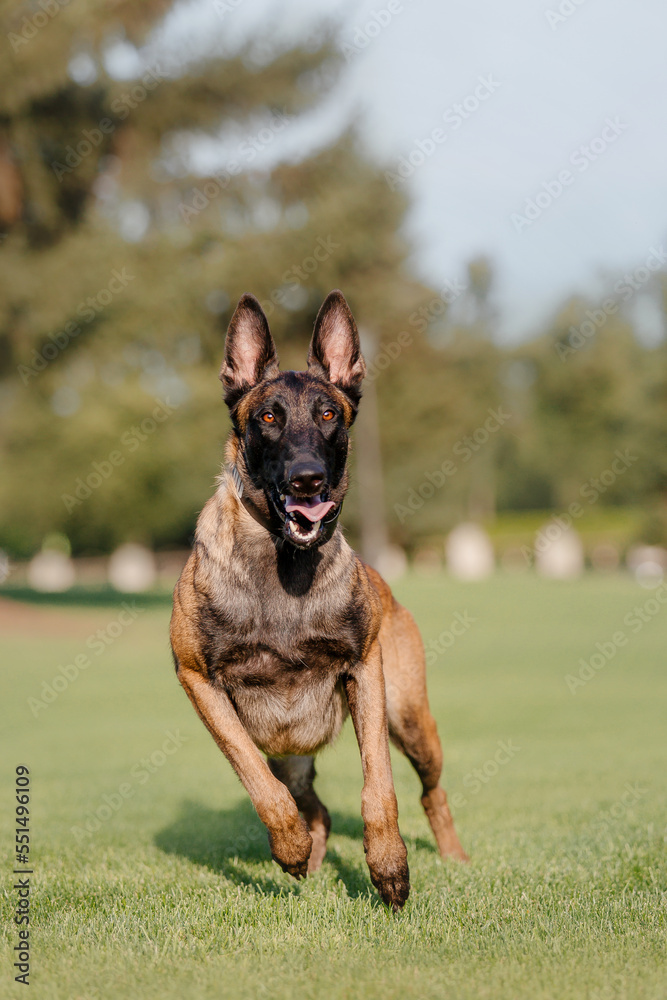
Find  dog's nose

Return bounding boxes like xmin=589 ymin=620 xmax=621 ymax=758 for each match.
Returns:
xmin=288 ymin=462 xmax=325 ymax=495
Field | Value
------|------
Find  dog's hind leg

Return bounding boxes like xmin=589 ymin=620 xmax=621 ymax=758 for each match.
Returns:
xmin=382 ymin=604 xmax=469 ymax=862
xmin=268 ymin=756 xmax=331 ymax=872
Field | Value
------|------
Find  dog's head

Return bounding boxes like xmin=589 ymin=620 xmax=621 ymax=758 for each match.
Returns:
xmin=220 ymin=290 xmax=366 ymax=549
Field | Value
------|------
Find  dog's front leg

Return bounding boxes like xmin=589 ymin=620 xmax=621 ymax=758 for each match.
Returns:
xmin=344 ymin=641 xmax=410 ymax=911
xmin=177 ymin=663 xmax=313 ymax=879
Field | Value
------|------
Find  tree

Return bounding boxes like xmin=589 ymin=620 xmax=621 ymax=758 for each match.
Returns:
xmin=0 ymin=3 xmax=436 ymax=556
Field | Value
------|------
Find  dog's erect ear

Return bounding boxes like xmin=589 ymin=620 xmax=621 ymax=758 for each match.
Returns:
xmin=220 ymin=294 xmax=279 ymax=408
xmin=307 ymin=290 xmax=366 ymax=404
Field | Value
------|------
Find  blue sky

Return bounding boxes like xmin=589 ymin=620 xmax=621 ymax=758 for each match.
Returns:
xmin=133 ymin=0 xmax=667 ymax=342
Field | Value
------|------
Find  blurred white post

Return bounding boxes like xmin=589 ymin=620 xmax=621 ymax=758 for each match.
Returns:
xmin=28 ymin=550 xmax=75 ymax=592
xmin=28 ymin=534 xmax=75 ymax=591
xmin=534 ymin=526 xmax=584 ymax=579
xmin=108 ymin=544 xmax=156 ymax=592
xmin=446 ymin=523 xmax=495 ymax=580
xmin=626 ymin=544 xmax=667 ymax=587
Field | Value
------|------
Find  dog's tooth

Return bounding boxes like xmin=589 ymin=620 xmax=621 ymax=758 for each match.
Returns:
xmin=313 ymin=520 xmax=321 ymax=530
xmin=280 ymin=494 xmax=286 ymax=502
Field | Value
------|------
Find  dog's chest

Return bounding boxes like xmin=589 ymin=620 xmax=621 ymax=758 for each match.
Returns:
xmin=201 ymin=565 xmax=365 ymax=755
xmin=223 ymin=643 xmax=350 ymax=756
xmin=210 ymin=583 xmax=362 ymax=679
xmin=200 ymin=545 xmax=367 ymax=673
xmin=217 ymin=610 xmax=355 ymax=756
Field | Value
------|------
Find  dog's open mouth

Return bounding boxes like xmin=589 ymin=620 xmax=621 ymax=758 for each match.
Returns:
xmin=276 ymin=493 xmax=337 ymax=546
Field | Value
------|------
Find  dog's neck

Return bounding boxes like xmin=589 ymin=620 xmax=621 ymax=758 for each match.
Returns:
xmin=227 ymin=460 xmax=279 ymax=537
xmin=208 ymin=471 xmax=348 ymax=597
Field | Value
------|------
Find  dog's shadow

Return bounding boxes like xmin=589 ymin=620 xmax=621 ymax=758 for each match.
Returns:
xmin=154 ymin=798 xmax=431 ymax=902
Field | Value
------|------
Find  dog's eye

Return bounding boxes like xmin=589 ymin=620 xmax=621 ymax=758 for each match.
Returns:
xmin=322 ymin=410 xmax=335 ymax=421
xmin=261 ymin=412 xmax=275 ymax=424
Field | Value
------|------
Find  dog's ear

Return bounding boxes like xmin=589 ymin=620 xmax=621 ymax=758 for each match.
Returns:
xmin=307 ymin=290 xmax=366 ymax=405
xmin=220 ymin=294 xmax=279 ymax=408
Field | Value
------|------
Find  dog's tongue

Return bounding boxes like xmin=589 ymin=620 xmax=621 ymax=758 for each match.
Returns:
xmin=285 ymin=495 xmax=336 ymax=523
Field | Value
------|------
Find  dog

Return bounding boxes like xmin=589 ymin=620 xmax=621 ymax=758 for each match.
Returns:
xmin=170 ymin=289 xmax=468 ymax=911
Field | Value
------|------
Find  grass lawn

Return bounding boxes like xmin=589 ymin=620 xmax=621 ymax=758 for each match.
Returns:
xmin=1 ymin=572 xmax=665 ymax=999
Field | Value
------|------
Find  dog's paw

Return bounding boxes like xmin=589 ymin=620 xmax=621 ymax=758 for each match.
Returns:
xmin=366 ymin=835 xmax=410 ymax=912
xmin=268 ymin=815 xmax=313 ymax=881
xmin=370 ymin=867 xmax=410 ymax=912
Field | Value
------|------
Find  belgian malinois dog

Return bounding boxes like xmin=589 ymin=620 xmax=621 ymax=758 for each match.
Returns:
xmin=170 ymin=290 xmax=467 ymax=911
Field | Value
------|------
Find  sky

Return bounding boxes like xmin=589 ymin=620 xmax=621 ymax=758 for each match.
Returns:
xmin=126 ymin=0 xmax=667 ymax=343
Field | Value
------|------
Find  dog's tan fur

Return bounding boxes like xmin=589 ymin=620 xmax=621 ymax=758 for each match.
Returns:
xmin=170 ymin=291 xmax=467 ymax=910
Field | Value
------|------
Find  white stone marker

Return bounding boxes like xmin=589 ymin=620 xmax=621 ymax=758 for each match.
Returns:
xmin=445 ymin=523 xmax=494 ymax=581
xmin=27 ymin=550 xmax=76 ymax=592
xmin=534 ymin=525 xmax=584 ymax=580
xmin=108 ymin=543 xmax=156 ymax=592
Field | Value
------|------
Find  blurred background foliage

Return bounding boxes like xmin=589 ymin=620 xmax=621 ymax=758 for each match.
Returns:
xmin=1 ymin=0 xmax=666 ymax=560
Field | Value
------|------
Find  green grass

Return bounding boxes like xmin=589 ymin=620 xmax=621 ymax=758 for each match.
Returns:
xmin=1 ymin=573 xmax=665 ymax=999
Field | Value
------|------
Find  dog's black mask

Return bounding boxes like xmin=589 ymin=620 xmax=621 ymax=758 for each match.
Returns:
xmin=220 ymin=290 xmax=366 ymax=549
